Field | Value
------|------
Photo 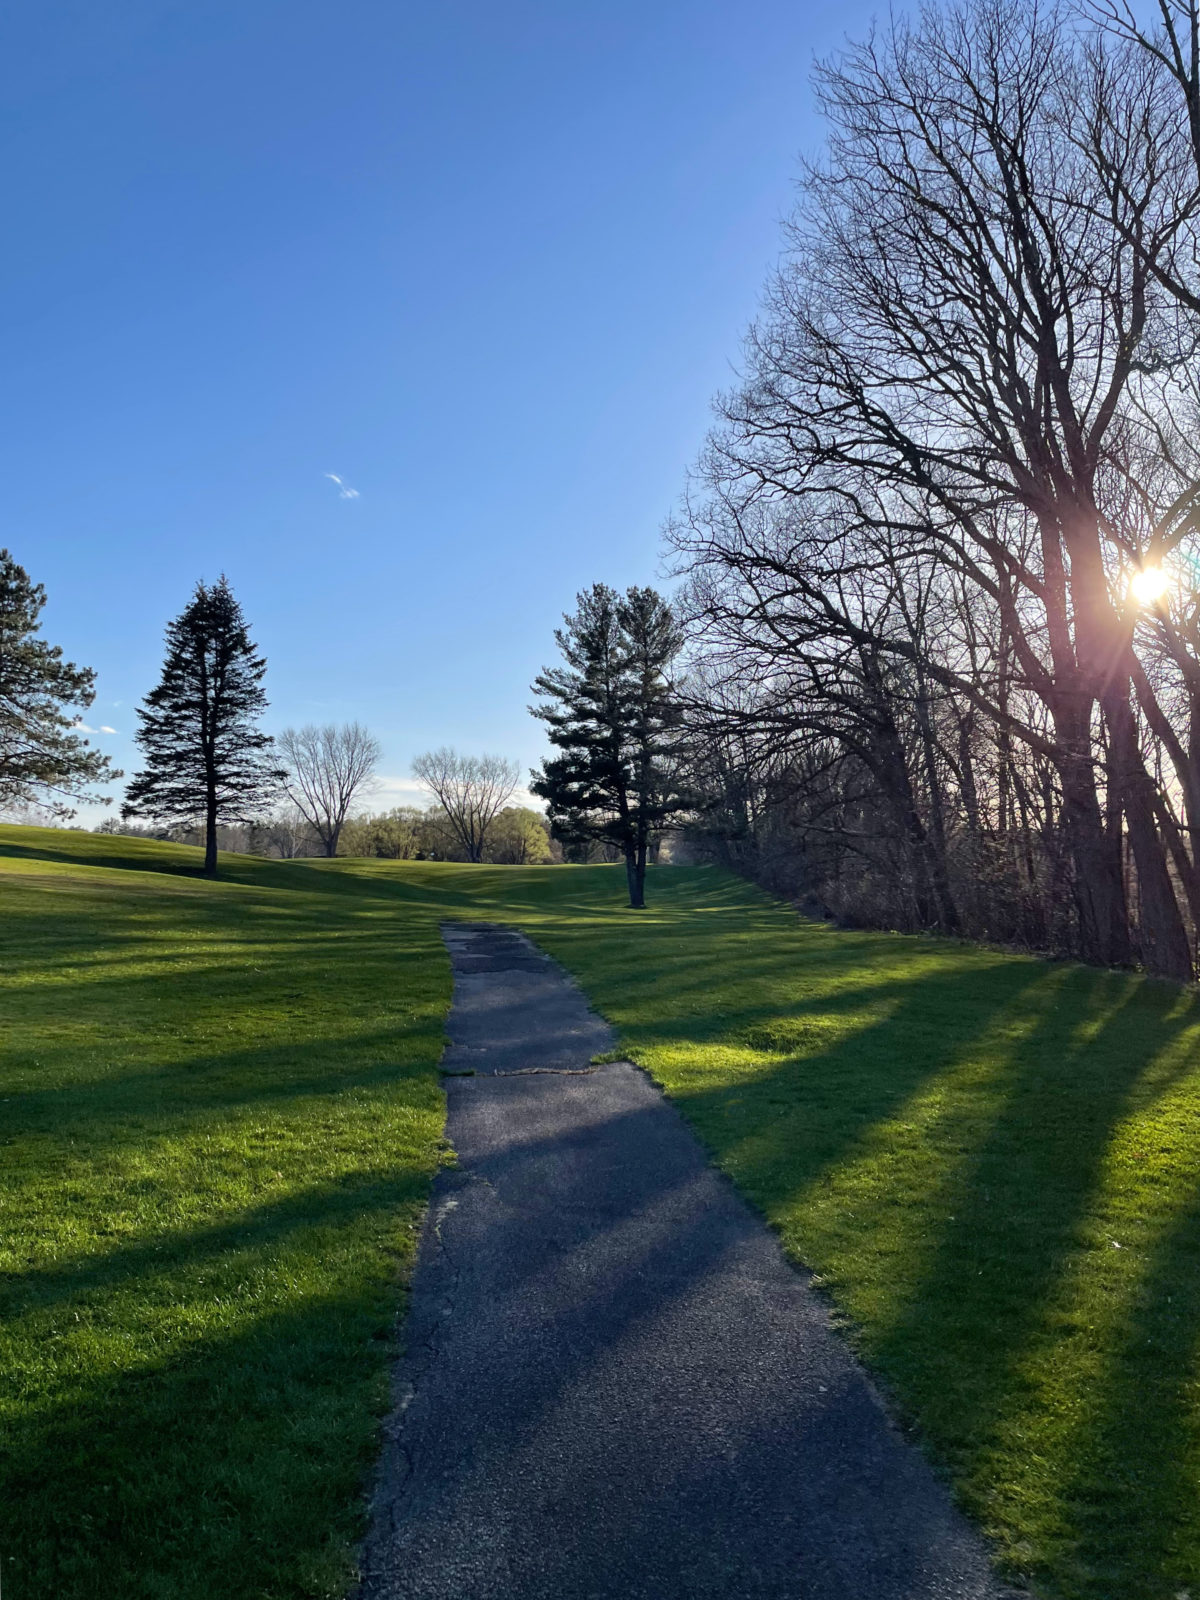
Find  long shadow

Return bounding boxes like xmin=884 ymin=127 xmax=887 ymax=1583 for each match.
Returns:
xmin=510 ymin=904 xmax=1200 ymax=1596
xmin=1051 ymin=1164 xmax=1200 ymax=1598
xmin=4 ymin=1168 xmax=433 ymax=1330
xmin=0 ymin=833 xmax=492 ymax=911
xmin=652 ymin=957 xmax=1051 ymax=1205
xmin=0 ymin=833 xmax=212 ymax=878
xmin=4 ymin=1268 xmax=423 ymax=1600
xmin=844 ymin=969 xmax=1200 ymax=1597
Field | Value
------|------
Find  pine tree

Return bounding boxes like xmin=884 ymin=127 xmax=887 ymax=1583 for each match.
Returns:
xmin=0 ymin=547 xmax=118 ymax=817
xmin=123 ymin=578 xmax=283 ymax=876
xmin=530 ymin=583 xmax=687 ymax=908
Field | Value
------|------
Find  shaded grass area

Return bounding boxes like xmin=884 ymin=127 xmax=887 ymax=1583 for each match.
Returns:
xmin=0 ymin=828 xmax=460 ymax=1600
xmin=484 ymin=869 xmax=1200 ymax=1600
xmin=6 ymin=827 xmax=1200 ymax=1599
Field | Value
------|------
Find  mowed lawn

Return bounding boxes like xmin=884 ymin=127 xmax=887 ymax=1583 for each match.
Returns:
xmin=4 ymin=830 xmax=1200 ymax=1600
xmin=0 ymin=828 xmax=458 ymax=1600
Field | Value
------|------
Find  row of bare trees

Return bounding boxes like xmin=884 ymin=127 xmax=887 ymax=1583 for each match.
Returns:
xmin=673 ymin=0 xmax=1200 ymax=978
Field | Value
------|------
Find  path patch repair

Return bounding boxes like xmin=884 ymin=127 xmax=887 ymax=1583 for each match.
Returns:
xmin=358 ymin=924 xmax=1012 ymax=1599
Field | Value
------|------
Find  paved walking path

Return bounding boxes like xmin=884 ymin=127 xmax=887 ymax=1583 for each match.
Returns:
xmin=358 ymin=924 xmax=1012 ymax=1600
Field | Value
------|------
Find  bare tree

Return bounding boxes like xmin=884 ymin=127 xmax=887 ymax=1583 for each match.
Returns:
xmin=278 ymin=722 xmax=382 ymax=857
xmin=412 ymin=748 xmax=520 ymax=862
xmin=670 ymin=0 xmax=1200 ymax=977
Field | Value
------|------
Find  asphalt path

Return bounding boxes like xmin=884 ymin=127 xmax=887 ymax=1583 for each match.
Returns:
xmin=357 ymin=923 xmax=1013 ymax=1600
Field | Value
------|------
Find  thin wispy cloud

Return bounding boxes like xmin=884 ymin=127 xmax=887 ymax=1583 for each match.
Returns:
xmin=324 ymin=472 xmax=360 ymax=500
xmin=71 ymin=720 xmax=117 ymax=735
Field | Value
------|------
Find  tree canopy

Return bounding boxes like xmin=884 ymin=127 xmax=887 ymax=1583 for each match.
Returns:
xmin=667 ymin=0 xmax=1200 ymax=977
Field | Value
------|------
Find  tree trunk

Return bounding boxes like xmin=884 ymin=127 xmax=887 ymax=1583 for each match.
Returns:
xmin=1048 ymin=690 xmax=1131 ymax=967
xmin=872 ymin=707 xmax=958 ymax=932
xmin=625 ymin=843 xmax=646 ymax=908
xmin=1065 ymin=523 xmax=1187 ymax=976
xmin=204 ymin=788 xmax=218 ymax=878
xmin=1106 ymin=697 xmax=1193 ymax=981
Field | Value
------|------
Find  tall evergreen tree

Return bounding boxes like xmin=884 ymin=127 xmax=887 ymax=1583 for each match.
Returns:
xmin=123 ymin=578 xmax=283 ymax=877
xmin=530 ymin=583 xmax=687 ymax=908
xmin=0 ymin=548 xmax=118 ymax=817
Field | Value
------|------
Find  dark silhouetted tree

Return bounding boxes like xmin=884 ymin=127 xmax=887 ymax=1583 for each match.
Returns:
xmin=531 ymin=583 xmax=687 ymax=908
xmin=123 ymin=577 xmax=283 ymax=876
xmin=0 ymin=547 xmax=118 ymax=817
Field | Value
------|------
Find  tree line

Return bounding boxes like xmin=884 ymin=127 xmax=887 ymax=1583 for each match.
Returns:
xmin=528 ymin=1 xmax=1200 ymax=978
xmin=103 ymin=802 xmax=554 ymax=865
xmin=0 ymin=565 xmax=550 ymax=876
xmin=0 ymin=544 xmax=674 ymax=892
xmin=660 ymin=0 xmax=1200 ymax=981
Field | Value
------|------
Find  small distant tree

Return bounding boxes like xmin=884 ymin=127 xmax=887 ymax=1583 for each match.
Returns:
xmin=278 ymin=722 xmax=381 ymax=857
xmin=0 ymin=548 xmax=118 ymax=817
xmin=485 ymin=805 xmax=553 ymax=864
xmin=531 ymin=583 xmax=687 ymax=908
xmin=122 ymin=577 xmax=284 ymax=877
xmin=412 ymin=748 xmax=520 ymax=862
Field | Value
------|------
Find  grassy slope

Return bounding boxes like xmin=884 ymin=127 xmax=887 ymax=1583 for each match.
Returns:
xmin=0 ymin=829 xmax=458 ymax=1600
xmin=5 ymin=831 xmax=1200 ymax=1599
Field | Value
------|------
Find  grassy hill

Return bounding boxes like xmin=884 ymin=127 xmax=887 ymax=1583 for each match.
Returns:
xmin=4 ymin=826 xmax=1200 ymax=1599
xmin=0 ymin=829 xmax=462 ymax=1598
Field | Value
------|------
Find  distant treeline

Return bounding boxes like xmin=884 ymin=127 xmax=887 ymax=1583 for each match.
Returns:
xmin=95 ymin=805 xmax=557 ymax=865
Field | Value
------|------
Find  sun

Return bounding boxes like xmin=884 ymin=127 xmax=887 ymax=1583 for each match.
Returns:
xmin=1129 ymin=566 xmax=1170 ymax=606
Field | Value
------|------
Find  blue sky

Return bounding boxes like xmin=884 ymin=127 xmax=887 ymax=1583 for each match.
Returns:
xmin=5 ymin=0 xmax=881 ymax=817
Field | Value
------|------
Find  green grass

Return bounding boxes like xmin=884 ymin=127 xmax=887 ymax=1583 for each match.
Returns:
xmin=4 ymin=829 xmax=1200 ymax=1599
xmin=0 ymin=828 xmax=457 ymax=1600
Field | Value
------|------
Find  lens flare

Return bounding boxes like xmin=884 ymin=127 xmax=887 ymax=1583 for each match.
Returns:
xmin=1129 ymin=567 xmax=1170 ymax=606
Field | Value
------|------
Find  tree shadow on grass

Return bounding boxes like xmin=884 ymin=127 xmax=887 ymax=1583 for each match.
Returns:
xmin=716 ymin=963 xmax=1200 ymax=1600
xmin=2 ymin=1174 xmax=432 ymax=1600
xmin=7 ymin=1024 xmax=440 ymax=1134
xmin=653 ymin=956 xmax=1050 ymax=1188
xmin=1049 ymin=1168 xmax=1200 ymax=1599
xmin=4 ymin=1167 xmax=434 ymax=1325
xmin=540 ymin=900 xmax=1200 ymax=1599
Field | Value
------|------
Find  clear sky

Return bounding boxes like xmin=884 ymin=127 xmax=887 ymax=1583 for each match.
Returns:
xmin=5 ymin=0 xmax=882 ymax=817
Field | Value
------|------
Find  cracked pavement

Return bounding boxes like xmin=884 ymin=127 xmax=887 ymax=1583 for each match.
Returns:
xmin=356 ymin=923 xmax=1012 ymax=1600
